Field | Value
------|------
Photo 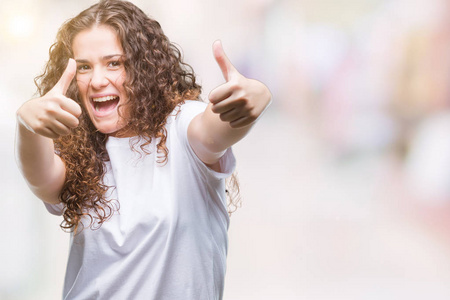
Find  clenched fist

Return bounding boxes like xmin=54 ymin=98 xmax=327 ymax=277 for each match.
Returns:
xmin=17 ymin=59 xmax=82 ymax=139
xmin=209 ymin=40 xmax=271 ymax=128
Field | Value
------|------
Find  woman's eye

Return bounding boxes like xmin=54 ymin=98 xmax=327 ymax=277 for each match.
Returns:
xmin=108 ymin=61 xmax=121 ymax=68
xmin=77 ymin=65 xmax=90 ymax=72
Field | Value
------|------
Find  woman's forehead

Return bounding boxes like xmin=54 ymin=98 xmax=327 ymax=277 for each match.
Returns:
xmin=73 ymin=25 xmax=123 ymax=58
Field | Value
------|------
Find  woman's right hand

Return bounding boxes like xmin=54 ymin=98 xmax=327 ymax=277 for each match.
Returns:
xmin=17 ymin=58 xmax=82 ymax=139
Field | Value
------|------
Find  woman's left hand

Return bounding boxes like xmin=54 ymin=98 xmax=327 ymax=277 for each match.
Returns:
xmin=208 ymin=40 xmax=272 ymax=128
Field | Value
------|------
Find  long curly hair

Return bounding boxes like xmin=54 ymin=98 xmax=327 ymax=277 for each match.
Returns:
xmin=35 ymin=0 xmax=240 ymax=233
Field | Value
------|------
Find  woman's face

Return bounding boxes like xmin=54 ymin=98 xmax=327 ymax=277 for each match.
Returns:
xmin=73 ymin=25 xmax=130 ymax=136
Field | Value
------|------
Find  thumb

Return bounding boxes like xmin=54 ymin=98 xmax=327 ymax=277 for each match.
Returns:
xmin=53 ymin=58 xmax=76 ymax=95
xmin=213 ymin=40 xmax=238 ymax=82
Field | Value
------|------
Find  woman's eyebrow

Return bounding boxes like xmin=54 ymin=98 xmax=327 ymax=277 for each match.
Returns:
xmin=102 ymin=54 xmax=124 ymax=60
xmin=74 ymin=54 xmax=123 ymax=63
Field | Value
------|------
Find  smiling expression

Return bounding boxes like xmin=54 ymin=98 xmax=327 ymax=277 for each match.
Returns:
xmin=73 ymin=25 xmax=130 ymax=136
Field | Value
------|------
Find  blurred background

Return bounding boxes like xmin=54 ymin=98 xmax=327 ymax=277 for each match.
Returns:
xmin=3 ymin=0 xmax=450 ymax=299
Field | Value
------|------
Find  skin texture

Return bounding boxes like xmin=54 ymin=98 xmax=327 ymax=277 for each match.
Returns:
xmin=73 ymin=25 xmax=130 ymax=136
xmin=15 ymin=59 xmax=79 ymax=204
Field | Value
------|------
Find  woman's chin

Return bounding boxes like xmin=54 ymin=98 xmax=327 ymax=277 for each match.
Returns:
xmin=93 ymin=124 xmax=123 ymax=136
xmin=98 ymin=125 xmax=135 ymax=138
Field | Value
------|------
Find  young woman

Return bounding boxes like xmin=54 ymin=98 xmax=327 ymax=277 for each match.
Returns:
xmin=15 ymin=0 xmax=271 ymax=299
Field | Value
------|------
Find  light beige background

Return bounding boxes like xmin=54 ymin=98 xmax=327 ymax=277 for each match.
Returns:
xmin=3 ymin=0 xmax=450 ymax=299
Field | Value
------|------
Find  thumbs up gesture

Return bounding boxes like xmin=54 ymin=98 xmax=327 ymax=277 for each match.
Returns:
xmin=17 ymin=59 xmax=82 ymax=139
xmin=209 ymin=40 xmax=271 ymax=128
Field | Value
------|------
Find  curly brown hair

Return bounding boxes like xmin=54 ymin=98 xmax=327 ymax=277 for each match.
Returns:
xmin=35 ymin=0 xmax=239 ymax=233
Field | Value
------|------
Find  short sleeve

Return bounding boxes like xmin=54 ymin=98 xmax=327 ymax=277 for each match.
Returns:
xmin=173 ymin=101 xmax=236 ymax=180
xmin=43 ymin=201 xmax=64 ymax=216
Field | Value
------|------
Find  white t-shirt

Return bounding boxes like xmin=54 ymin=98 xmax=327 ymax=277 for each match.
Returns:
xmin=45 ymin=101 xmax=236 ymax=300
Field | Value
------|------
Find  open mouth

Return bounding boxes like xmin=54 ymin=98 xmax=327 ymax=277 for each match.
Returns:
xmin=91 ymin=95 xmax=120 ymax=113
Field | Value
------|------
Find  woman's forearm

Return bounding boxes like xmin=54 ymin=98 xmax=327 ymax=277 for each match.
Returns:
xmin=15 ymin=119 xmax=66 ymax=204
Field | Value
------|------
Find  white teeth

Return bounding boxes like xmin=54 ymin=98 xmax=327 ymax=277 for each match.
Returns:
xmin=92 ymin=95 xmax=118 ymax=102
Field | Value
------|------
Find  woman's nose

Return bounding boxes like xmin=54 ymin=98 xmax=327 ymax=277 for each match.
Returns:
xmin=90 ymin=68 xmax=109 ymax=89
